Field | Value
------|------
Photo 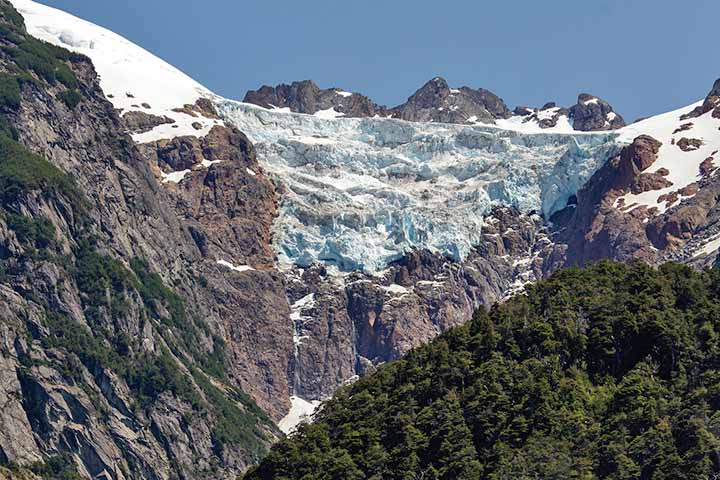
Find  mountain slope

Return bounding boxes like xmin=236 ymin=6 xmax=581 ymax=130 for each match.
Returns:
xmin=245 ymin=261 xmax=720 ymax=480
xmin=0 ymin=2 xmax=290 ymax=478
xmin=4 ymin=1 xmax=720 ymax=473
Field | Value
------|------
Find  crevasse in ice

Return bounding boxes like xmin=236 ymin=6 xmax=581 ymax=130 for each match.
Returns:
xmin=218 ymin=100 xmax=623 ymax=273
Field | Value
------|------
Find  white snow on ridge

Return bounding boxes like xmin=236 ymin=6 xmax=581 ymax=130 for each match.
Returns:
xmin=10 ymin=0 xmax=221 ymax=143
xmin=615 ymin=100 xmax=719 ymax=215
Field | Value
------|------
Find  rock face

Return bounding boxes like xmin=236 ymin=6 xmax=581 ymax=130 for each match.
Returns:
xmin=283 ymin=207 xmax=558 ymax=401
xmin=568 ymin=93 xmax=626 ymax=131
xmin=551 ymin=135 xmax=664 ymax=266
xmin=243 ymin=80 xmax=389 ymax=118
xmin=244 ymin=79 xmax=627 ymax=131
xmin=550 ymin=76 xmax=720 ymax=269
xmin=5 ymin=1 xmax=720 ymax=477
xmin=0 ymin=3 xmax=285 ymax=478
xmin=389 ymin=77 xmax=510 ymax=124
xmin=243 ymin=76 xmax=512 ymax=124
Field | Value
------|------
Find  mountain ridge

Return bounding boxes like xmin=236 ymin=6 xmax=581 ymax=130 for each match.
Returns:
xmin=0 ymin=1 xmax=719 ymax=478
xmin=243 ymin=77 xmax=626 ymax=131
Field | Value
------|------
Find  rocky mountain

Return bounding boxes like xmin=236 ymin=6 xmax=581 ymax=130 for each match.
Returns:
xmin=243 ymin=80 xmax=390 ymax=119
xmin=1 ymin=0 xmax=719 ymax=478
xmin=0 ymin=1 xmax=288 ymax=479
xmin=243 ymin=77 xmax=624 ymax=131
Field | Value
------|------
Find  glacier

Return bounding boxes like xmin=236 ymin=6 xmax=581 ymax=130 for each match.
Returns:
xmin=10 ymin=0 xmax=628 ymax=276
xmin=218 ymin=101 xmax=623 ymax=273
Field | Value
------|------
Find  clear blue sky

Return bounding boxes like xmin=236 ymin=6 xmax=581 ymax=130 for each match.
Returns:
xmin=40 ymin=0 xmax=716 ymax=121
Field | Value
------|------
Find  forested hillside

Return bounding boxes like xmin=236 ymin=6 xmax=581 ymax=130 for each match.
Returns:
xmin=246 ymin=261 xmax=720 ymax=480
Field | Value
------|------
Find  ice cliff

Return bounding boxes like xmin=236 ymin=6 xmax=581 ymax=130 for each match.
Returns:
xmin=218 ymin=100 xmax=622 ymax=273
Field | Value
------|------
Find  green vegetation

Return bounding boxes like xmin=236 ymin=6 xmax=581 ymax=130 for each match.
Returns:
xmin=193 ymin=368 xmax=270 ymax=458
xmin=0 ymin=72 xmax=21 ymax=110
xmin=57 ymin=89 xmax=81 ymax=110
xmin=4 ymin=213 xmax=56 ymax=250
xmin=0 ymin=134 xmax=83 ymax=206
xmin=4 ymin=38 xmax=79 ymax=88
xmin=246 ymin=261 xmax=720 ymax=480
xmin=30 ymin=454 xmax=83 ymax=480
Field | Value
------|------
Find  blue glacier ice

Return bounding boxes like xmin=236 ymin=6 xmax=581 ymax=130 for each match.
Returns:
xmin=217 ymin=101 xmax=624 ymax=273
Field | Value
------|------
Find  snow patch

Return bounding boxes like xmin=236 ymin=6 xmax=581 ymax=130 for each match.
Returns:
xmin=693 ymin=234 xmax=720 ymax=258
xmin=161 ymin=169 xmax=190 ymax=184
xmin=314 ymin=107 xmax=345 ymax=119
xmin=278 ymin=396 xmax=321 ymax=435
xmin=11 ymin=0 xmax=220 ymax=143
xmin=201 ymin=159 xmax=223 ymax=168
xmin=336 ymin=90 xmax=353 ymax=98
xmin=216 ymin=260 xmax=255 ymax=273
xmin=615 ymin=101 xmax=718 ymax=215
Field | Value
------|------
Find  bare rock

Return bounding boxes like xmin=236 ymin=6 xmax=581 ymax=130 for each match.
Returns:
xmin=568 ymin=93 xmax=626 ymax=131
xmin=121 ymin=110 xmax=175 ymax=134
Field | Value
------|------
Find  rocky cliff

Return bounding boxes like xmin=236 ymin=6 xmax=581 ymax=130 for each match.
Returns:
xmin=0 ymin=3 xmax=287 ymax=478
xmin=3 ymin=1 xmax=720 ymax=478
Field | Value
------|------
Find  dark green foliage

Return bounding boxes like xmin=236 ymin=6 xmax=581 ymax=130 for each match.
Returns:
xmin=4 ymin=38 xmax=78 ymax=88
xmin=192 ymin=369 xmax=270 ymax=458
xmin=126 ymin=349 xmax=201 ymax=408
xmin=5 ymin=213 xmax=56 ymax=250
xmin=28 ymin=455 xmax=83 ymax=480
xmin=30 ymin=454 xmax=83 ymax=480
xmin=0 ymin=73 xmax=20 ymax=110
xmin=0 ymin=134 xmax=83 ymax=206
xmin=74 ymin=244 xmax=136 ymax=322
xmin=130 ymin=257 xmax=186 ymax=327
xmin=246 ymin=262 xmax=720 ymax=480
xmin=57 ymin=89 xmax=81 ymax=110
xmin=41 ymin=310 xmax=122 ymax=382
xmin=0 ymin=3 xmax=25 ymax=30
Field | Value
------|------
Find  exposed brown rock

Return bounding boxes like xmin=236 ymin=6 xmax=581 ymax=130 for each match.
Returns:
xmin=121 ymin=110 xmax=175 ymax=134
xmin=700 ymin=157 xmax=716 ymax=176
xmin=672 ymin=122 xmax=694 ymax=134
xmin=568 ymin=93 xmax=626 ymax=131
xmin=631 ymin=172 xmax=673 ymax=194
xmin=678 ymin=182 xmax=700 ymax=196
xmin=677 ymin=137 xmax=703 ymax=151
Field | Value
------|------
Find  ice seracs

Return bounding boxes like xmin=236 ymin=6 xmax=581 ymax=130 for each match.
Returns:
xmin=219 ymin=100 xmax=620 ymax=273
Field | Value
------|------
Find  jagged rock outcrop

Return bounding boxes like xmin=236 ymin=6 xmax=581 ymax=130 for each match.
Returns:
xmin=121 ymin=111 xmax=175 ymax=134
xmin=388 ymin=77 xmax=510 ymax=124
xmin=138 ymin=123 xmax=294 ymax=418
xmin=283 ymin=207 xmax=557 ymax=401
xmin=243 ymin=80 xmax=389 ymax=118
xmin=568 ymin=93 xmax=626 ymax=131
xmin=681 ymin=78 xmax=720 ymax=120
xmin=243 ymin=77 xmax=511 ymax=124
xmin=551 ymin=135 xmax=663 ymax=265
